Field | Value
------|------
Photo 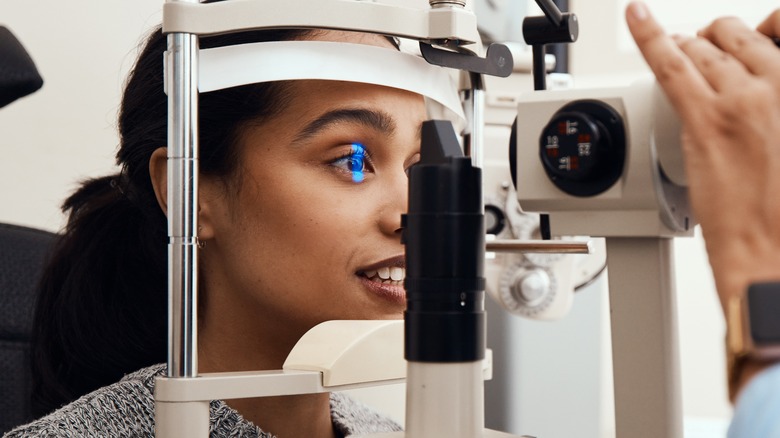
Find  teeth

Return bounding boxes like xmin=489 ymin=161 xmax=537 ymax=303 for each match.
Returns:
xmin=363 ymin=267 xmax=406 ymax=283
xmin=390 ymin=267 xmax=404 ymax=281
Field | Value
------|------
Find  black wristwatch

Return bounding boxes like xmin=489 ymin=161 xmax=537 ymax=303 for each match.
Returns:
xmin=726 ymin=281 xmax=780 ymax=401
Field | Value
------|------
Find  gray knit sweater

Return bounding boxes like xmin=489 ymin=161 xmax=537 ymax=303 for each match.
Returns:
xmin=4 ymin=364 xmax=402 ymax=437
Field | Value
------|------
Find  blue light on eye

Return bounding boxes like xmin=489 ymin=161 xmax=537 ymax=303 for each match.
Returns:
xmin=351 ymin=143 xmax=366 ymax=183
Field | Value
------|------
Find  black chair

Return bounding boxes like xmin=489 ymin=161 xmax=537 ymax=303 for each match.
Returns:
xmin=0 ymin=223 xmax=57 ymax=434
xmin=1 ymin=22 xmax=50 ymax=434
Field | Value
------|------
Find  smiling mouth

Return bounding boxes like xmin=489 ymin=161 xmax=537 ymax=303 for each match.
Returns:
xmin=359 ymin=266 xmax=406 ymax=286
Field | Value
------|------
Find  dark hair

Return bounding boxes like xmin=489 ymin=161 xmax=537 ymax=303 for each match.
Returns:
xmin=30 ymin=27 xmax=313 ymax=417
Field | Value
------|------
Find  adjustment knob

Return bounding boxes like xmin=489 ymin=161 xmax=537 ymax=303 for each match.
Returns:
xmin=539 ymin=100 xmax=626 ymax=197
xmin=507 ymin=268 xmax=552 ymax=308
xmin=541 ymin=112 xmax=603 ymax=181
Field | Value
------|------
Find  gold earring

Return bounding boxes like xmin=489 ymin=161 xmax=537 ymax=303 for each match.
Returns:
xmin=196 ymin=225 xmax=205 ymax=248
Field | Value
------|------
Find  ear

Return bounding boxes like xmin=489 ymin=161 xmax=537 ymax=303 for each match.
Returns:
xmin=148 ymin=147 xmax=218 ymax=241
xmin=149 ymin=147 xmax=169 ymax=216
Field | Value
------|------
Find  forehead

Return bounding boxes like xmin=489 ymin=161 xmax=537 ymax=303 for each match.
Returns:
xmin=288 ymin=79 xmax=425 ymax=106
xmin=265 ymin=79 xmax=427 ymax=139
xmin=304 ymin=29 xmax=396 ymax=49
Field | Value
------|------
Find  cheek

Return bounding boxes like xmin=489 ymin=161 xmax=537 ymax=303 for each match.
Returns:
xmin=284 ymin=190 xmax=376 ymax=247
xmin=236 ymin=178 xmax=375 ymax=264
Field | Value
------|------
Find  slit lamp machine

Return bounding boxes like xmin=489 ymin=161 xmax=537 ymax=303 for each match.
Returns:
xmin=157 ymin=0 xmax=692 ymax=437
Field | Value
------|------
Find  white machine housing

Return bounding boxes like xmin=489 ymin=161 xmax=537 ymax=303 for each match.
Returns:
xmin=510 ymin=76 xmax=695 ymax=438
xmin=514 ymin=77 xmax=693 ymax=238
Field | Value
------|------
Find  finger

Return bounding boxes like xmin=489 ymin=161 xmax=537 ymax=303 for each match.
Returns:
xmin=698 ymin=16 xmax=780 ymax=76
xmin=625 ymin=2 xmax=714 ymax=119
xmin=756 ymin=9 xmax=780 ymax=38
xmin=674 ymin=34 xmax=752 ymax=92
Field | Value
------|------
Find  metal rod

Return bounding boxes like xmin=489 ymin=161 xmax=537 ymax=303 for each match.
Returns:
xmin=534 ymin=0 xmax=563 ymax=26
xmin=486 ymin=239 xmax=591 ymax=254
xmin=549 ymin=0 xmax=570 ymax=73
xmin=167 ymin=30 xmax=199 ymax=379
xmin=532 ymin=44 xmax=546 ymax=91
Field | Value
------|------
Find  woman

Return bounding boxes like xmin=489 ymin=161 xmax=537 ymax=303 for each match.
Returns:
xmin=6 ymin=21 xmax=427 ymax=437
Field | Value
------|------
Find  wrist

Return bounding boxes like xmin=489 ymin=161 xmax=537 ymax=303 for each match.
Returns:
xmin=730 ymin=359 xmax=773 ymax=403
xmin=726 ymin=282 xmax=780 ymax=403
xmin=708 ymin=250 xmax=780 ymax=311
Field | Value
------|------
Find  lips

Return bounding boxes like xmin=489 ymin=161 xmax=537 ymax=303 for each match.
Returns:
xmin=357 ymin=255 xmax=406 ymax=305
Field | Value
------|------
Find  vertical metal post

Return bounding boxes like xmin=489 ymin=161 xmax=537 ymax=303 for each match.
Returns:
xmin=166 ymin=8 xmax=199 ymax=379
xmin=462 ymin=72 xmax=485 ymax=169
xmin=157 ymin=6 xmax=210 ymax=437
xmin=406 ymin=362 xmax=485 ymax=438
xmin=470 ymin=73 xmax=485 ymax=169
xmin=532 ymin=45 xmax=546 ymax=91
xmin=606 ymin=237 xmax=683 ymax=438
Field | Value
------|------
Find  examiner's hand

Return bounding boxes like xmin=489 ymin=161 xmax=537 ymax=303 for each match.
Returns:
xmin=626 ymin=2 xmax=780 ymax=310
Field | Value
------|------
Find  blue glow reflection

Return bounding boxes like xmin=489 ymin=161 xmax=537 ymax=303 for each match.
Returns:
xmin=351 ymin=143 xmax=366 ymax=183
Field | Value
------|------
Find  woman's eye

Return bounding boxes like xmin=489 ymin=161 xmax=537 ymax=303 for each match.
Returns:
xmin=331 ymin=143 xmax=370 ymax=183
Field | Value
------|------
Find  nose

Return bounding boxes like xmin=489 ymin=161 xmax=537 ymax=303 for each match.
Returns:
xmin=379 ymin=169 xmax=408 ymax=238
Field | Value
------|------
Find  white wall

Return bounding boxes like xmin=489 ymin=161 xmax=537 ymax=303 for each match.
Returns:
xmin=0 ymin=0 xmax=163 ymax=232
xmin=570 ymin=0 xmax=778 ymax=77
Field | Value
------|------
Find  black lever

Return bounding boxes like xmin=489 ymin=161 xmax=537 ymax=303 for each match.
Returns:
xmin=420 ymin=42 xmax=513 ymax=78
xmin=523 ymin=0 xmax=578 ymax=91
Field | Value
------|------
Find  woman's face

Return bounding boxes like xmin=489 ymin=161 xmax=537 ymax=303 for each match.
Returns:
xmin=198 ymin=33 xmax=427 ymax=356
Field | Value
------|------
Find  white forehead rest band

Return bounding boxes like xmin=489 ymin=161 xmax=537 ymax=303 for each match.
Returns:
xmin=180 ymin=40 xmax=465 ymax=125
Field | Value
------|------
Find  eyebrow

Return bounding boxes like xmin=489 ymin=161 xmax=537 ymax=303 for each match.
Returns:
xmin=292 ymin=108 xmax=418 ymax=146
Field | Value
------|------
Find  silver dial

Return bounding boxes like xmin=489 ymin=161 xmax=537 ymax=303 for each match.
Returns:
xmin=498 ymin=261 xmax=557 ymax=317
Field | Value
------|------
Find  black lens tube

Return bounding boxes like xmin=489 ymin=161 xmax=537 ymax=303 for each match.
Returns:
xmin=403 ymin=120 xmax=486 ymax=363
